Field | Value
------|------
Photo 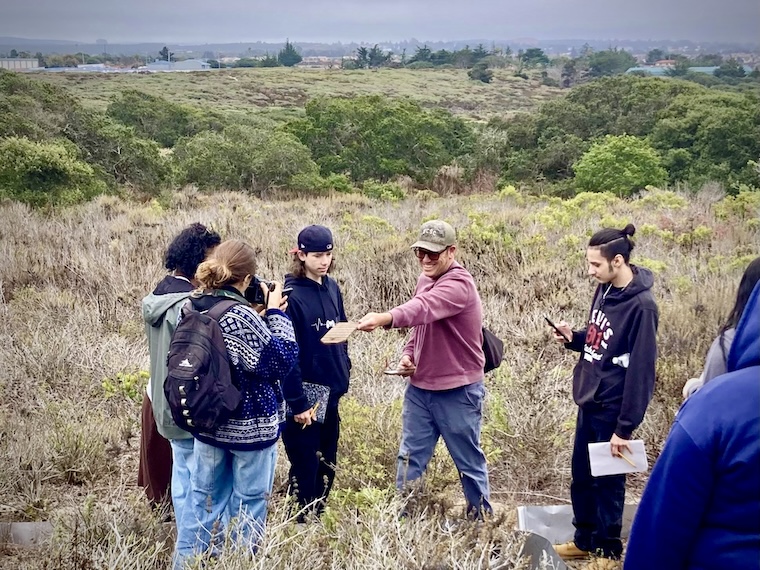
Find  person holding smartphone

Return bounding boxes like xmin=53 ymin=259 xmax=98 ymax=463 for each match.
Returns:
xmin=549 ymin=224 xmax=658 ymax=570
xmin=281 ymin=225 xmax=351 ymax=521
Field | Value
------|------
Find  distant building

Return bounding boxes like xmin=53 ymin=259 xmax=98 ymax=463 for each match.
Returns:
xmin=625 ymin=65 xmax=754 ymax=76
xmin=0 ymin=58 xmax=39 ymax=70
xmin=141 ymin=59 xmax=211 ymax=72
xmin=654 ymin=59 xmax=676 ymax=67
xmin=77 ymin=63 xmax=107 ymax=71
xmin=297 ymin=56 xmax=341 ymax=69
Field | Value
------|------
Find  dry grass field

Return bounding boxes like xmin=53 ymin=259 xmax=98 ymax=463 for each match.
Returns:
xmin=29 ymin=67 xmax=562 ymax=122
xmin=1 ymin=184 xmax=758 ymax=568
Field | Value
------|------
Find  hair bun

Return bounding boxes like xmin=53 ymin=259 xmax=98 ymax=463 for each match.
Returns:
xmin=623 ymin=223 xmax=636 ymax=237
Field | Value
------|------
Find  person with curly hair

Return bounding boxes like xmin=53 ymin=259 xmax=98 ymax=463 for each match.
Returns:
xmin=139 ymin=223 xmax=221 ymax=515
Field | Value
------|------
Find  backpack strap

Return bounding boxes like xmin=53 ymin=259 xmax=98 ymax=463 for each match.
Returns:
xmin=206 ymin=299 xmax=240 ymax=322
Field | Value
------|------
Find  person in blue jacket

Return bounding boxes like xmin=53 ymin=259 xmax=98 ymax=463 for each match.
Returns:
xmin=281 ymin=225 xmax=351 ymax=521
xmin=624 ymin=281 xmax=760 ymax=570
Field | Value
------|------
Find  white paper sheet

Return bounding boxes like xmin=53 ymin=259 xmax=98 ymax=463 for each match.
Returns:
xmin=588 ymin=439 xmax=648 ymax=477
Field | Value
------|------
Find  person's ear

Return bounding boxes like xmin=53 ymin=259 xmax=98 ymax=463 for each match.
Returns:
xmin=613 ymin=254 xmax=624 ymax=268
xmin=297 ymin=251 xmax=307 ymax=262
xmin=448 ymin=245 xmax=457 ymax=257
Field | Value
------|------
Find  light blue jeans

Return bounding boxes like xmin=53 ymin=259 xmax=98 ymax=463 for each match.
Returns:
xmin=169 ymin=438 xmax=194 ymax=524
xmin=173 ymin=440 xmax=277 ymax=569
xmin=397 ymin=381 xmax=492 ymax=518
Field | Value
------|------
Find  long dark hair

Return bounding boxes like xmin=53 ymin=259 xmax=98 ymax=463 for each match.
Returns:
xmin=717 ymin=256 xmax=760 ymax=360
xmin=288 ymin=253 xmax=335 ymax=279
xmin=588 ymin=223 xmax=636 ymax=264
xmin=721 ymin=256 xmax=760 ymax=334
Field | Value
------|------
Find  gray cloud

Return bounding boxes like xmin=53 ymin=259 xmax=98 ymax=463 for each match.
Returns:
xmin=2 ymin=0 xmax=757 ymax=44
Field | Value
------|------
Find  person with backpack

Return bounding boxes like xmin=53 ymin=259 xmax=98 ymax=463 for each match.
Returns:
xmin=549 ymin=224 xmax=658 ymax=570
xmin=140 ymin=223 xmax=221 ymax=514
xmin=281 ymin=225 xmax=351 ymax=521
xmin=356 ymin=220 xmax=492 ymax=520
xmin=172 ymin=239 xmax=298 ymax=568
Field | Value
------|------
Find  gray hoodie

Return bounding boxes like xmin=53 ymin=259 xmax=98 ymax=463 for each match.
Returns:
xmin=142 ymin=276 xmax=194 ymax=441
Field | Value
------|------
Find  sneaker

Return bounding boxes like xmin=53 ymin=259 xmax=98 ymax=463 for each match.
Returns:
xmin=582 ymin=557 xmax=621 ymax=570
xmin=554 ymin=541 xmax=590 ymax=560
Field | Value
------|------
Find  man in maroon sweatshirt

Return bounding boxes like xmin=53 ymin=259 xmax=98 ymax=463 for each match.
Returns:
xmin=357 ymin=220 xmax=491 ymax=519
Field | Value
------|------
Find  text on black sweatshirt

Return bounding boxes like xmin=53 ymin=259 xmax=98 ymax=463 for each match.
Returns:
xmin=282 ymin=274 xmax=351 ymax=414
xmin=567 ymin=265 xmax=659 ymax=439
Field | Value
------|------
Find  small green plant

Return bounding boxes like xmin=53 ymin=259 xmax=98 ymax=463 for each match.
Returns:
xmin=361 ymin=179 xmax=406 ymax=201
xmin=102 ymin=370 xmax=149 ymax=402
xmin=635 ymin=187 xmax=688 ymax=210
xmin=714 ymin=190 xmax=760 ymax=220
xmin=635 ymin=257 xmax=668 ymax=274
xmin=676 ymin=225 xmax=712 ymax=248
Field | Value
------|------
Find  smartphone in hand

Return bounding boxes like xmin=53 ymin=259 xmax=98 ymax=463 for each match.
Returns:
xmin=545 ymin=315 xmax=571 ymax=343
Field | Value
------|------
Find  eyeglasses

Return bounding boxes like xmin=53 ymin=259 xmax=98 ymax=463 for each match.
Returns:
xmin=413 ymin=247 xmax=448 ymax=261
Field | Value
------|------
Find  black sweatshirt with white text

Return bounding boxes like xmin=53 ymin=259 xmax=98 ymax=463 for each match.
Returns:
xmin=282 ymin=274 xmax=351 ymax=414
xmin=566 ymin=265 xmax=659 ymax=439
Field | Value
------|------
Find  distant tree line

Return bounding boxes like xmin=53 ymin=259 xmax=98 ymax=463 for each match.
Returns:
xmin=1 ymin=69 xmax=758 ymax=208
xmin=1 ymin=40 xmax=305 ymax=70
xmin=7 ymin=41 xmax=757 ymax=91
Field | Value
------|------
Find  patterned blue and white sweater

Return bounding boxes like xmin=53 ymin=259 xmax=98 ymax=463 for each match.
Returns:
xmin=193 ymin=302 xmax=298 ymax=450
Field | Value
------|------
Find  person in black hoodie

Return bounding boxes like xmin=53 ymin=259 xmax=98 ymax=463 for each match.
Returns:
xmin=549 ymin=224 xmax=658 ymax=569
xmin=282 ymin=225 xmax=351 ymax=521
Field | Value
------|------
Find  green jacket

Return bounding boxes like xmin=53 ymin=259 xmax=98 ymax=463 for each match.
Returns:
xmin=142 ymin=282 xmax=193 ymax=441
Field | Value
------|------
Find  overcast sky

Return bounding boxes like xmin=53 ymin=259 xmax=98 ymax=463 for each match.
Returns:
xmin=2 ymin=0 xmax=758 ymax=44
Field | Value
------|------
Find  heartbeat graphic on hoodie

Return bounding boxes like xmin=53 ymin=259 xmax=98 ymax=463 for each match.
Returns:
xmin=311 ymin=318 xmax=336 ymax=332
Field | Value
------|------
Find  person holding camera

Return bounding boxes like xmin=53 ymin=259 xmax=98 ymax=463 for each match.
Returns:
xmin=173 ymin=239 xmax=298 ymax=568
xmin=281 ymin=225 xmax=351 ymax=521
xmin=356 ymin=220 xmax=492 ymax=520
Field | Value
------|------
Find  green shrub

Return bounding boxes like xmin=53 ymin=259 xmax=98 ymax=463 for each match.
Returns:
xmin=0 ymin=69 xmax=76 ymax=141
xmin=714 ymin=189 xmax=760 ymax=219
xmin=287 ymin=95 xmax=475 ymax=184
xmin=468 ymin=62 xmax=493 ymax=83
xmin=0 ymin=136 xmax=107 ymax=207
xmin=63 ymin=112 xmax=173 ymax=193
xmin=174 ymin=126 xmax=318 ymax=193
xmin=361 ymin=179 xmax=406 ymax=201
xmin=106 ymin=89 xmax=208 ymax=147
xmin=573 ymin=134 xmax=667 ymax=196
xmin=650 ymin=91 xmax=760 ymax=187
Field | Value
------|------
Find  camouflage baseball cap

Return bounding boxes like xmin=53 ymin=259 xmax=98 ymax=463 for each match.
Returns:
xmin=410 ymin=220 xmax=457 ymax=253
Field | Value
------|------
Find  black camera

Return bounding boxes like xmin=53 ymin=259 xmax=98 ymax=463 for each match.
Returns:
xmin=244 ymin=276 xmax=292 ymax=305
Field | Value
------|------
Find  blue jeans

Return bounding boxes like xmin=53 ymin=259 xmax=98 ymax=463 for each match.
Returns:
xmin=169 ymin=438 xmax=194 ymax=524
xmin=571 ymin=407 xmax=625 ymax=558
xmin=397 ymin=381 xmax=492 ymax=518
xmin=173 ymin=441 xmax=277 ymax=569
